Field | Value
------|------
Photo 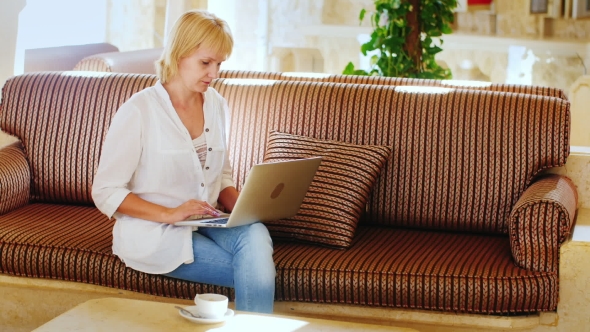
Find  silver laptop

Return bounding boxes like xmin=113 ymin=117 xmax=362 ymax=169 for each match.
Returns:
xmin=175 ymin=157 xmax=322 ymax=228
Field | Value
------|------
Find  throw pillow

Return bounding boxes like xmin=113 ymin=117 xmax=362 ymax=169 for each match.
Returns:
xmin=262 ymin=131 xmax=392 ymax=248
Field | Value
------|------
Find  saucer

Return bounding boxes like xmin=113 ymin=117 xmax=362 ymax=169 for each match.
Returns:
xmin=178 ymin=305 xmax=234 ymax=324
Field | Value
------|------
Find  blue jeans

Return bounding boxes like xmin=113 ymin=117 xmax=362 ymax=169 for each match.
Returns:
xmin=165 ymin=222 xmax=276 ymax=313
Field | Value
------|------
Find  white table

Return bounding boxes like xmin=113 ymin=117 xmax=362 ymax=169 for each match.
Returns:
xmin=33 ymin=297 xmax=420 ymax=332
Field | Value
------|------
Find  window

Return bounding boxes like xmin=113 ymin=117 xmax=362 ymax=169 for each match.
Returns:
xmin=14 ymin=0 xmax=107 ymax=75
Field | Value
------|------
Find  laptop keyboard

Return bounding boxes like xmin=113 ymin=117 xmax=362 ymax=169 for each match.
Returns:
xmin=202 ymin=218 xmax=230 ymax=225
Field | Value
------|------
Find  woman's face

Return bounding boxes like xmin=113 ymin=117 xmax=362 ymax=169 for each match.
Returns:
xmin=177 ymin=46 xmax=225 ymax=93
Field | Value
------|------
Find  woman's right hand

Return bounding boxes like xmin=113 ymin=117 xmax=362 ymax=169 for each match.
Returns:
xmin=116 ymin=194 xmax=221 ymax=224
xmin=164 ymin=199 xmax=221 ymax=224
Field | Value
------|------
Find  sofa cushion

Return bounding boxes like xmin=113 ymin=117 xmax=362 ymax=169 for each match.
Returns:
xmin=0 ymin=203 xmax=233 ymax=299
xmin=274 ymin=227 xmax=557 ymax=313
xmin=0 ymin=145 xmax=30 ymax=215
xmin=262 ymin=131 xmax=391 ymax=248
xmin=0 ymin=203 xmax=557 ymax=313
xmin=509 ymin=175 xmax=578 ymax=273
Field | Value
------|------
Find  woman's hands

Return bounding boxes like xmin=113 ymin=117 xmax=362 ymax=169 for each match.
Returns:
xmin=116 ymin=193 xmax=220 ymax=225
xmin=163 ymin=199 xmax=220 ymax=224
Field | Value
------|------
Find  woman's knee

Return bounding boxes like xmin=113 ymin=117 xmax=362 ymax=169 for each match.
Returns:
xmin=246 ymin=222 xmax=273 ymax=245
xmin=241 ymin=223 xmax=275 ymax=274
xmin=233 ymin=222 xmax=272 ymax=252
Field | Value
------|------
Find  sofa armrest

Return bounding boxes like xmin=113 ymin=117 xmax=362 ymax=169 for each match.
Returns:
xmin=0 ymin=143 xmax=30 ymax=215
xmin=509 ymin=174 xmax=577 ymax=273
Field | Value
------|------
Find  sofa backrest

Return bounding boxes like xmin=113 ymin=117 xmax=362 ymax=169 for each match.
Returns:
xmin=212 ymin=78 xmax=570 ymax=235
xmin=219 ymin=70 xmax=568 ymax=100
xmin=0 ymin=73 xmax=571 ymax=235
xmin=0 ymin=72 xmax=157 ymax=205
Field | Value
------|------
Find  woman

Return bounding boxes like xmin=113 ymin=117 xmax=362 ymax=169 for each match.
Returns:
xmin=91 ymin=10 xmax=275 ymax=313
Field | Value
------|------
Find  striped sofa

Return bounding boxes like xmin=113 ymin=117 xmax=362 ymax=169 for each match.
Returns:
xmin=0 ymin=71 xmax=577 ymax=315
xmin=218 ymin=70 xmax=568 ymax=100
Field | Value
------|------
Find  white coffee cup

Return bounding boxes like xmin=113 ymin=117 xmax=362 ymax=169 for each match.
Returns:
xmin=194 ymin=293 xmax=228 ymax=319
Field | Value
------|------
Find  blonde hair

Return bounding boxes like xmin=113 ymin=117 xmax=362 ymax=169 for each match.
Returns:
xmin=156 ymin=10 xmax=233 ymax=83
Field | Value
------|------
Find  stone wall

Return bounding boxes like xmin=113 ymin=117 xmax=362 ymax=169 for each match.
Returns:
xmin=107 ymin=0 xmax=208 ymax=51
xmin=107 ymin=0 xmax=159 ymax=51
xmin=154 ymin=0 xmax=166 ymax=47
xmin=458 ymin=0 xmax=590 ymax=41
xmin=104 ymin=0 xmax=589 ymax=92
xmin=321 ymin=0 xmax=373 ymax=25
xmin=552 ymin=19 xmax=590 ymax=40
xmin=0 ymin=0 xmax=25 ymax=93
xmin=494 ymin=0 xmax=542 ymax=38
xmin=450 ymin=0 xmax=589 ymax=91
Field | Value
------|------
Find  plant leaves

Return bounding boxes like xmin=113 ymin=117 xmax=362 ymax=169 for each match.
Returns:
xmin=342 ymin=62 xmax=356 ymax=75
xmin=427 ymin=46 xmax=443 ymax=55
xmin=343 ymin=0 xmax=457 ymax=79
xmin=359 ymin=8 xmax=366 ymax=22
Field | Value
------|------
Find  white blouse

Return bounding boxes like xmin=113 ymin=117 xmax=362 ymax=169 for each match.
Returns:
xmin=91 ymin=81 xmax=235 ymax=274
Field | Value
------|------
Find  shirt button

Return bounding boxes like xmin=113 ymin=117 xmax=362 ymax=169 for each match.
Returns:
xmin=205 ymin=166 xmax=210 ymax=170
xmin=208 ymin=148 xmax=212 ymax=151
xmin=205 ymin=128 xmax=209 ymax=132
xmin=201 ymin=183 xmax=205 ymax=187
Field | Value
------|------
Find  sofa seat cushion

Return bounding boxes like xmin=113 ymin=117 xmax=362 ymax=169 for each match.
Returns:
xmin=0 ymin=203 xmax=233 ymax=299
xmin=0 ymin=204 xmax=556 ymax=313
xmin=274 ymin=226 xmax=557 ymax=314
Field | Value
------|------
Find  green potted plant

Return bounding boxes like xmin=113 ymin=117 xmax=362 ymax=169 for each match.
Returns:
xmin=343 ymin=0 xmax=457 ymax=79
